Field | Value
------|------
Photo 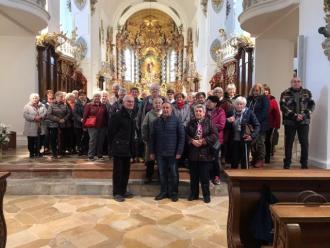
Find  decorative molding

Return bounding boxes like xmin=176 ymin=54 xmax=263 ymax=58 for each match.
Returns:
xmin=90 ymin=0 xmax=97 ymax=15
xmin=212 ymin=0 xmax=224 ymax=13
xmin=74 ymin=0 xmax=87 ymax=11
xmin=226 ymin=0 xmax=231 ymax=18
xmin=239 ymin=0 xmax=299 ymax=27
xmin=201 ymin=0 xmax=208 ymax=16
xmin=210 ymin=39 xmax=221 ymax=63
xmin=320 ymin=0 xmax=330 ymax=61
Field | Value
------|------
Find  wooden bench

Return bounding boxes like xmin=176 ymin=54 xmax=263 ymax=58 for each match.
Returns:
xmin=0 ymin=172 xmax=10 ymax=248
xmin=271 ymin=203 xmax=330 ymax=248
xmin=225 ymin=169 xmax=330 ymax=248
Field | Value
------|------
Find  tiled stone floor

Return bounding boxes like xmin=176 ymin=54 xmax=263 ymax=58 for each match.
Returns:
xmin=5 ymin=195 xmax=229 ymax=248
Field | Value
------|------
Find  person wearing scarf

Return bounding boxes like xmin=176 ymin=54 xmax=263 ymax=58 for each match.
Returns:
xmin=227 ymin=97 xmax=260 ymax=169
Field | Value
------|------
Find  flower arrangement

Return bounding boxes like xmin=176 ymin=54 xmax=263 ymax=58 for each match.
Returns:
xmin=0 ymin=123 xmax=10 ymax=146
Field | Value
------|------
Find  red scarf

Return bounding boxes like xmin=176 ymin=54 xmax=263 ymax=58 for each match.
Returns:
xmin=177 ymin=101 xmax=185 ymax=109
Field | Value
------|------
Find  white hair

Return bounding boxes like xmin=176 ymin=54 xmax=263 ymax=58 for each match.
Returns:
xmin=226 ymin=83 xmax=236 ymax=91
xmin=213 ymin=87 xmax=223 ymax=93
xmin=118 ymin=88 xmax=127 ymax=94
xmin=149 ymin=83 xmax=160 ymax=91
xmin=101 ymin=90 xmax=109 ymax=96
xmin=66 ymin=93 xmax=75 ymax=100
xmin=112 ymin=83 xmax=120 ymax=90
xmin=234 ymin=96 xmax=247 ymax=106
xmin=72 ymin=90 xmax=78 ymax=95
xmin=194 ymin=104 xmax=206 ymax=113
xmin=92 ymin=91 xmax=102 ymax=98
xmin=152 ymin=97 xmax=163 ymax=104
xmin=29 ymin=93 xmax=40 ymax=103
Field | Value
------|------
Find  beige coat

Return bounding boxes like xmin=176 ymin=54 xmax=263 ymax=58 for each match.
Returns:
xmin=23 ymin=102 xmax=47 ymax=137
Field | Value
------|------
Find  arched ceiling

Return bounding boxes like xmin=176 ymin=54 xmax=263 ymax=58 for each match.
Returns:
xmin=100 ymin=0 xmax=197 ymax=28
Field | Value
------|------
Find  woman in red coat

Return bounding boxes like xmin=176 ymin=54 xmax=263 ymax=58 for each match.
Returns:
xmin=263 ymin=85 xmax=281 ymax=163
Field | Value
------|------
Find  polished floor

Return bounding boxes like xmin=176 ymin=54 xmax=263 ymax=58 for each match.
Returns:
xmin=5 ymin=195 xmax=228 ymax=248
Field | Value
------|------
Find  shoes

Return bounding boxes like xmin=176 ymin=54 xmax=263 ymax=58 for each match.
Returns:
xmin=88 ymin=156 xmax=96 ymax=161
xmin=188 ymin=195 xmax=199 ymax=201
xmin=114 ymin=195 xmax=125 ymax=202
xmin=97 ymin=156 xmax=105 ymax=161
xmin=283 ymin=165 xmax=290 ymax=169
xmin=203 ymin=196 xmax=211 ymax=203
xmin=253 ymin=160 xmax=264 ymax=168
xmin=212 ymin=176 xmax=221 ymax=185
xmin=123 ymin=192 xmax=134 ymax=198
xmin=51 ymin=154 xmax=58 ymax=159
xmin=155 ymin=192 xmax=168 ymax=200
xmin=301 ymin=165 xmax=308 ymax=169
xmin=171 ymin=195 xmax=179 ymax=202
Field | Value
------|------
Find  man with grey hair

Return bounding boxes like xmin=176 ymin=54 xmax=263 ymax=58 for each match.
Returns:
xmin=109 ymin=94 xmax=136 ymax=202
xmin=112 ymin=83 xmax=121 ymax=99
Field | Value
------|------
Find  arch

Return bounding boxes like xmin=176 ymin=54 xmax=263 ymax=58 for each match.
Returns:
xmin=112 ymin=1 xmax=188 ymax=37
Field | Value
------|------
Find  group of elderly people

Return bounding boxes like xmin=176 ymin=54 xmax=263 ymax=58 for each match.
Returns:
xmin=24 ymin=79 xmax=296 ymax=203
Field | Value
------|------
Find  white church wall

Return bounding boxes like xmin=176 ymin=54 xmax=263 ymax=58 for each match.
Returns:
xmin=0 ymin=35 xmax=37 ymax=146
xmin=299 ymin=0 xmax=330 ymax=168
xmin=71 ymin=0 xmax=94 ymax=97
xmin=254 ymin=38 xmax=294 ymax=100
xmin=195 ymin=1 xmax=226 ymax=92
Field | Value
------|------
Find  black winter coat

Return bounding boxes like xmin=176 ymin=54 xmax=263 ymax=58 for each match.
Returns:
xmin=108 ymin=107 xmax=135 ymax=157
xmin=186 ymin=118 xmax=218 ymax=162
xmin=247 ymin=95 xmax=269 ymax=132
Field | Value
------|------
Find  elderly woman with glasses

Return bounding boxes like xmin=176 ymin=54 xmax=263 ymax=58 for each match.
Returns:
xmin=23 ymin=93 xmax=47 ymax=158
xmin=186 ymin=104 xmax=218 ymax=203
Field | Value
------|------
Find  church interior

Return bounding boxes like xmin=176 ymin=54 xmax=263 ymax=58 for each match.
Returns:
xmin=0 ymin=0 xmax=330 ymax=247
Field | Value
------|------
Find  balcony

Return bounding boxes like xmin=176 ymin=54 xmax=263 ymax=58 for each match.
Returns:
xmin=239 ymin=0 xmax=299 ymax=36
xmin=0 ymin=0 xmax=49 ymax=35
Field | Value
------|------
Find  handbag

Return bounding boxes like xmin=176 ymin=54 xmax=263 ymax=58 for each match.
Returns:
xmin=84 ymin=116 xmax=96 ymax=128
xmin=244 ymin=124 xmax=254 ymax=136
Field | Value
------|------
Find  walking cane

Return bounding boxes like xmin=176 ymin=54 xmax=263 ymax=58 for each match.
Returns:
xmin=244 ymin=141 xmax=249 ymax=170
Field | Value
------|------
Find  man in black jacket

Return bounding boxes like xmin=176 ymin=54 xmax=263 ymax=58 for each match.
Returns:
xmin=108 ymin=95 xmax=135 ymax=202
xmin=280 ymin=77 xmax=315 ymax=169
xmin=150 ymin=102 xmax=185 ymax=202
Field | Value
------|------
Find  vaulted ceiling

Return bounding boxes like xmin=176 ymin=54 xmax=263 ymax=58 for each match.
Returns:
xmin=100 ymin=0 xmax=197 ymax=27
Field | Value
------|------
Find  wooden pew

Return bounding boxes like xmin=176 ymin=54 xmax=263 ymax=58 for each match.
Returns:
xmin=0 ymin=172 xmax=10 ymax=248
xmin=225 ymin=169 xmax=330 ymax=248
xmin=270 ymin=203 xmax=330 ymax=248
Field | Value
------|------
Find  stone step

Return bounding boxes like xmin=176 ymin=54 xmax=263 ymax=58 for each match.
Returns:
xmin=6 ymin=178 xmax=228 ymax=196
xmin=0 ymin=161 xmax=190 ymax=180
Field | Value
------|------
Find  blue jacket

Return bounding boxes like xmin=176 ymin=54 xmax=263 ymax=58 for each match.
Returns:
xmin=150 ymin=114 xmax=185 ymax=157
